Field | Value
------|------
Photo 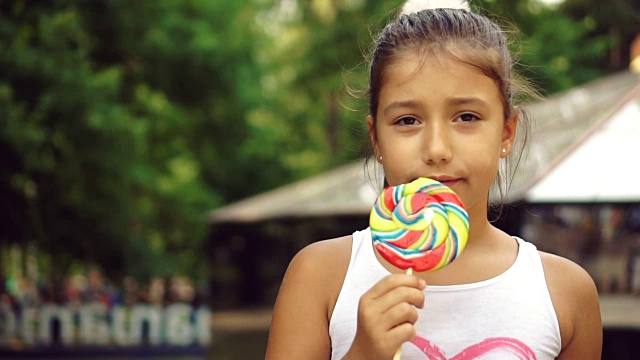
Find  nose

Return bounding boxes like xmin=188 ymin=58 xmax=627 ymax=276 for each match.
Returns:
xmin=422 ymin=122 xmax=452 ymax=165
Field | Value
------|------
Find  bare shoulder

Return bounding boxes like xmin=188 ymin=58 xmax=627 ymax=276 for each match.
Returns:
xmin=295 ymin=235 xmax=353 ymax=269
xmin=286 ymin=235 xmax=353 ymax=303
xmin=539 ymin=251 xmax=598 ymax=297
xmin=265 ymin=235 xmax=352 ymax=360
xmin=539 ymin=251 xmax=602 ymax=359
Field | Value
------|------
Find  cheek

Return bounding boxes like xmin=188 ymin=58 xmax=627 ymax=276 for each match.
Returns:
xmin=464 ymin=143 xmax=501 ymax=176
xmin=382 ymin=159 xmax=411 ymax=185
xmin=477 ymin=156 xmax=501 ymax=187
xmin=465 ymin=131 xmax=503 ymax=160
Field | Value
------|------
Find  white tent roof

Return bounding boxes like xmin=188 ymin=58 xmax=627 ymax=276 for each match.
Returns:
xmin=208 ymin=161 xmax=383 ymax=223
xmin=208 ymin=71 xmax=640 ymax=223
xmin=527 ymin=86 xmax=640 ymax=202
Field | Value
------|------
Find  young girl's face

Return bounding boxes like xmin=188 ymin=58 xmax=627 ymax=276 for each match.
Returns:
xmin=367 ymin=50 xmax=517 ymax=217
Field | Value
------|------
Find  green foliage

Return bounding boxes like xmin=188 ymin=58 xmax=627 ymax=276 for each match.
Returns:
xmin=0 ymin=0 xmax=262 ymax=279
xmin=248 ymin=0 xmax=398 ymax=176
xmin=0 ymin=0 xmax=632 ymax=281
xmin=475 ymin=0 xmax=613 ymax=95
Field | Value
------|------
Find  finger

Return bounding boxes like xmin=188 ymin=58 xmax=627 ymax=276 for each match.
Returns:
xmin=356 ymin=287 xmax=421 ymax=335
xmin=374 ymin=285 xmax=426 ymax=313
xmin=384 ymin=322 xmax=417 ymax=355
xmin=364 ymin=274 xmax=426 ymax=300
xmin=357 ymin=322 xmax=416 ymax=359
xmin=379 ymin=301 xmax=419 ymax=331
xmin=384 ymin=302 xmax=418 ymax=328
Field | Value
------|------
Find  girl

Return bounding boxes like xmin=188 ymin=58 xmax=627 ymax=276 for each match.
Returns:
xmin=266 ymin=1 xmax=602 ymax=359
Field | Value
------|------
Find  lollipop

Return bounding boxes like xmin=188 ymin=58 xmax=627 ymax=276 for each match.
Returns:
xmin=369 ymin=178 xmax=469 ymax=360
xmin=369 ymin=177 xmax=469 ymax=273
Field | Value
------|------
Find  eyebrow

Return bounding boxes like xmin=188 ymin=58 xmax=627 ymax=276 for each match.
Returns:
xmin=382 ymin=100 xmax=422 ymax=116
xmin=382 ymin=97 xmax=489 ymax=116
xmin=446 ymin=97 xmax=489 ymax=107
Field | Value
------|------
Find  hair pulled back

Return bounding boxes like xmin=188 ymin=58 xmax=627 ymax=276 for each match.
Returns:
xmin=369 ymin=7 xmax=517 ymax=121
xmin=366 ymin=5 xmax=536 ymax=209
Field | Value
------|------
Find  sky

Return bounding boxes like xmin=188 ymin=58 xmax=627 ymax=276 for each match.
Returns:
xmin=540 ymin=0 xmax=564 ymax=5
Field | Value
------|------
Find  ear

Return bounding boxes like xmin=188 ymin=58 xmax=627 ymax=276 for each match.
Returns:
xmin=366 ymin=115 xmax=382 ymax=162
xmin=500 ymin=111 xmax=519 ymax=158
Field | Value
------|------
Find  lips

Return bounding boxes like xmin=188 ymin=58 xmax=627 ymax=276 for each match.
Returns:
xmin=409 ymin=176 xmax=462 ymax=188
xmin=440 ymin=179 xmax=460 ymax=188
xmin=424 ymin=177 xmax=461 ymax=189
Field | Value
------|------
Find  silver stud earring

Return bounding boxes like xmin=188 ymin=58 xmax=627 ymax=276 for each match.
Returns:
xmin=378 ymin=155 xmax=383 ymax=161
xmin=502 ymin=148 xmax=507 ymax=153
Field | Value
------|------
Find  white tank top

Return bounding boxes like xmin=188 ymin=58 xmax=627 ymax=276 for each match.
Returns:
xmin=329 ymin=228 xmax=561 ymax=359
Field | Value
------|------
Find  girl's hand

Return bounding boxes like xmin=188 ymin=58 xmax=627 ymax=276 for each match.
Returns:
xmin=343 ymin=274 xmax=426 ymax=360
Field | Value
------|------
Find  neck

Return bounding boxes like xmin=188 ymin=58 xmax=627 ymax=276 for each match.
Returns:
xmin=465 ymin=200 xmax=499 ymax=250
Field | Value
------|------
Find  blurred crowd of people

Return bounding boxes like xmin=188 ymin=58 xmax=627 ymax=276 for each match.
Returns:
xmin=1 ymin=266 xmax=209 ymax=314
xmin=522 ymin=204 xmax=640 ymax=294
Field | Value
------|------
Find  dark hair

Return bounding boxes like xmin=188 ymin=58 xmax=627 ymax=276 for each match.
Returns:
xmin=364 ymin=6 xmax=538 ymax=211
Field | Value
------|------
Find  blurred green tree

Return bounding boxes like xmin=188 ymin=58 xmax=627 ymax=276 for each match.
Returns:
xmin=479 ymin=0 xmax=639 ymax=95
xmin=0 ymin=0 xmax=268 ymax=280
xmin=0 ymin=0 xmax=630 ymax=282
xmin=246 ymin=0 xmax=401 ymax=177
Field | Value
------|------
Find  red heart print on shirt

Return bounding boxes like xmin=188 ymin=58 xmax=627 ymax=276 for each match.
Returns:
xmin=411 ymin=336 xmax=537 ymax=360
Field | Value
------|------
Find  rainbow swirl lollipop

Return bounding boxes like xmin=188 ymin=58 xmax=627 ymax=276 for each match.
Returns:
xmin=369 ymin=177 xmax=469 ymax=272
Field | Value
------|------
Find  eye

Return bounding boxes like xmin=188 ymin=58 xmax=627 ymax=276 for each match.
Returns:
xmin=395 ymin=116 xmax=419 ymax=126
xmin=457 ymin=113 xmax=480 ymax=122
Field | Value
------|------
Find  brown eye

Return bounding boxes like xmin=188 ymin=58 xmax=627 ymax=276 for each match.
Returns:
xmin=458 ymin=113 xmax=480 ymax=122
xmin=395 ymin=116 xmax=418 ymax=125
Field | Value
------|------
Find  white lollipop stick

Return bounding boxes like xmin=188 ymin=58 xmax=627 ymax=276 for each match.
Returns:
xmin=393 ymin=267 xmax=414 ymax=360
